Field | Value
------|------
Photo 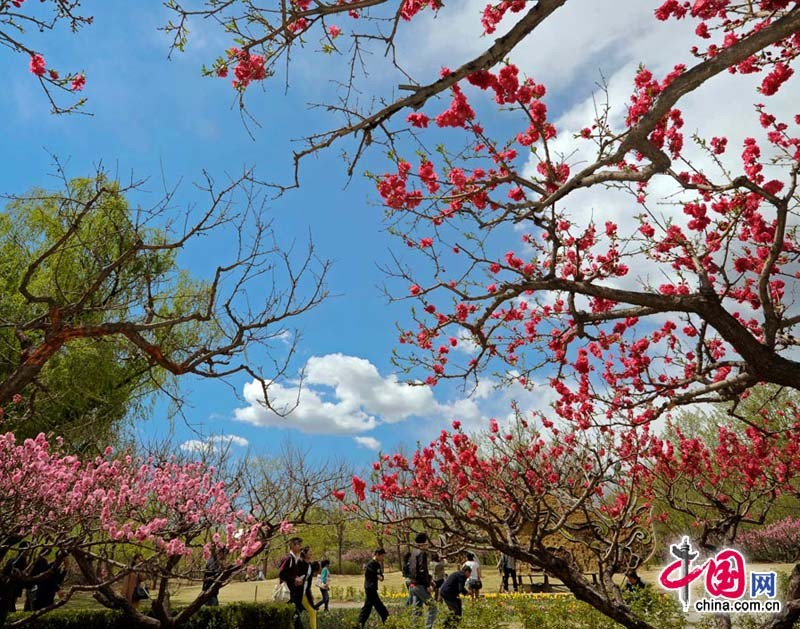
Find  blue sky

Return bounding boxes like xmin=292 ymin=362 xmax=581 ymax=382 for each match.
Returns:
xmin=3 ymin=1 xmax=781 ymax=466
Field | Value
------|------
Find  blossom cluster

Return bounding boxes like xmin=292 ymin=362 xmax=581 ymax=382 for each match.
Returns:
xmin=0 ymin=432 xmax=265 ymax=562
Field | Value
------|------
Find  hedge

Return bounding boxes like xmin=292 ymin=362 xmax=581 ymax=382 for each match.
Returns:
xmin=7 ymin=602 xmax=294 ymax=629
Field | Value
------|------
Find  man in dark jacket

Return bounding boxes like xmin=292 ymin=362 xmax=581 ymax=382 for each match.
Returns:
xmin=357 ymin=548 xmax=388 ymax=627
xmin=1 ymin=544 xmax=30 ymax=614
xmin=439 ymin=565 xmax=471 ymax=626
xmin=31 ymin=559 xmax=67 ymax=611
xmin=202 ymin=548 xmax=224 ymax=606
xmin=278 ymin=537 xmax=304 ymax=629
xmin=409 ymin=532 xmax=437 ymax=629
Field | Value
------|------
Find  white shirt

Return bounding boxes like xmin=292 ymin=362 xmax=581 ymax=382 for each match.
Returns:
xmin=465 ymin=559 xmax=481 ymax=578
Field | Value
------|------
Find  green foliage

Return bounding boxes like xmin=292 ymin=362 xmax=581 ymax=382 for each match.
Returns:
xmin=7 ymin=608 xmax=126 ymax=629
xmin=0 ymin=175 xmax=216 ymax=448
xmin=625 ymin=587 xmax=686 ymax=629
xmin=7 ymin=602 xmax=294 ymax=628
xmin=316 ymin=607 xmax=363 ymax=629
xmin=288 ymin=506 xmax=377 ymax=571
xmin=313 ymin=592 xmax=686 ymax=629
xmin=5 ymin=593 xmax=688 ymax=629
xmin=186 ymin=602 xmax=294 ymax=628
xmin=508 ymin=591 xmax=686 ymax=629
xmin=328 ymin=585 xmax=360 ymax=601
xmin=337 ymin=561 xmax=366 ymax=576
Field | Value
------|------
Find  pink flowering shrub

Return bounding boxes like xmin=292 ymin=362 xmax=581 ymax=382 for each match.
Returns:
xmin=0 ymin=430 xmax=274 ymax=624
xmin=0 ymin=431 xmax=262 ymax=560
xmin=341 ymin=548 xmax=373 ymax=565
xmin=739 ymin=517 xmax=800 ymax=562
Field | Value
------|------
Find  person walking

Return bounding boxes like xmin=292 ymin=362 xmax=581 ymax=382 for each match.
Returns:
xmin=624 ymin=570 xmax=646 ymax=593
xmin=302 ymin=561 xmax=320 ymax=629
xmin=401 ymin=551 xmax=414 ymax=606
xmin=278 ymin=537 xmax=305 ymax=629
xmin=409 ymin=533 xmax=437 ymax=629
xmin=202 ymin=547 xmax=224 ymax=606
xmin=431 ymin=553 xmax=446 ymax=602
xmin=121 ymin=554 xmax=148 ymax=609
xmin=498 ymin=552 xmax=518 ymax=593
xmin=1 ymin=543 xmax=30 ymax=614
xmin=31 ymin=559 xmax=68 ymax=611
xmin=463 ymin=552 xmax=482 ymax=599
xmin=439 ymin=564 xmax=471 ymax=627
xmin=314 ymin=558 xmax=330 ymax=611
xmin=357 ymin=548 xmax=389 ymax=627
xmin=295 ymin=547 xmax=313 ymax=626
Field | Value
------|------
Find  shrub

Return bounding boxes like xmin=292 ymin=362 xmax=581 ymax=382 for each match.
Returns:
xmin=7 ymin=602 xmax=294 ymax=629
xmin=507 ymin=590 xmax=686 ymax=629
xmin=336 ymin=560 xmax=365 ymax=576
xmin=739 ymin=517 xmax=800 ymax=562
xmin=7 ymin=609 xmax=126 ymax=629
xmin=341 ymin=549 xmax=373 ymax=565
xmin=317 ymin=608 xmax=362 ymax=629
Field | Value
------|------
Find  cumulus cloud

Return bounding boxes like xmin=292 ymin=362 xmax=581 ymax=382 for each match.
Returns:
xmin=180 ymin=434 xmax=250 ymax=453
xmin=401 ymin=0 xmax=691 ymax=95
xmin=234 ymin=353 xmax=437 ymax=434
xmin=233 ymin=353 xmax=556 ymax=437
xmin=354 ymin=436 xmax=382 ymax=451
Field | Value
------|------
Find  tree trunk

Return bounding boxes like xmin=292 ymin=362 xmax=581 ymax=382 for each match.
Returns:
xmin=336 ymin=522 xmax=344 ymax=574
xmin=535 ymin=551 xmax=655 ymax=629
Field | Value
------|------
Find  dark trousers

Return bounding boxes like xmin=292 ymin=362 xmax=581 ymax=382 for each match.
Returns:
xmin=502 ymin=567 xmax=518 ymax=592
xmin=358 ymin=588 xmax=388 ymax=626
xmin=290 ymin=589 xmax=304 ymax=629
xmin=442 ymin=597 xmax=462 ymax=627
xmin=315 ymin=587 xmax=329 ymax=611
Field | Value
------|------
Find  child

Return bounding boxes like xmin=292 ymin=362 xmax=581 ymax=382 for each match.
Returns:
xmin=314 ymin=559 xmax=330 ymax=611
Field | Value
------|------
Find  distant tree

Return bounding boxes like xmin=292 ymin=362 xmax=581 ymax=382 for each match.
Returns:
xmin=364 ymin=398 xmax=800 ymax=629
xmin=241 ymin=444 xmax=353 ymax=571
xmin=651 ymin=386 xmax=800 ymax=550
xmin=739 ymin=517 xmax=800 ymax=563
xmin=0 ymin=432 xmax=267 ymax=628
xmin=0 ymin=167 xmax=328 ymax=445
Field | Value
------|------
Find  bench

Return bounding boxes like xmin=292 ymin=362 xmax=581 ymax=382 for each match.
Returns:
xmin=516 ymin=569 xmax=599 ymax=593
xmin=516 ymin=568 xmax=551 ymax=592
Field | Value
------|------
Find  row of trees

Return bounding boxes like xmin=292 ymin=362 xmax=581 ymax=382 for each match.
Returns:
xmin=0 ymin=157 xmax=334 ymax=626
xmin=0 ymin=434 xmax=358 ymax=628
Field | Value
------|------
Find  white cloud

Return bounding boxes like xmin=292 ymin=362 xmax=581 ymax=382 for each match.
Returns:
xmin=354 ymin=436 xmax=382 ymax=451
xmin=452 ymin=328 xmax=480 ymax=355
xmin=522 ymin=19 xmax=799 ymax=305
xmin=234 ymin=353 xmax=435 ymax=434
xmin=304 ymin=354 xmax=436 ymax=422
xmin=401 ymin=0 xmax=692 ymax=95
xmin=233 ymin=353 xmax=559 ymax=437
xmin=180 ymin=434 xmax=250 ymax=453
xmin=276 ymin=330 xmax=293 ymax=345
